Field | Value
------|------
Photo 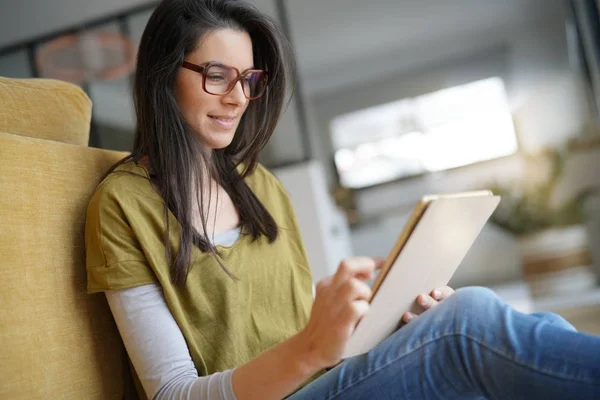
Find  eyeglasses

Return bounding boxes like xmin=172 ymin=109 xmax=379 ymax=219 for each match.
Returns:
xmin=181 ymin=61 xmax=268 ymax=100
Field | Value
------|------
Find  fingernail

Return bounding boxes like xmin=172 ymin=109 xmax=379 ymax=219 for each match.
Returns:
xmin=433 ymin=290 xmax=442 ymax=299
xmin=405 ymin=313 xmax=414 ymax=321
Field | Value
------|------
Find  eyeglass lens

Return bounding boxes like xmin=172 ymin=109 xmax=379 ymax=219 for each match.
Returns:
xmin=204 ymin=64 xmax=266 ymax=98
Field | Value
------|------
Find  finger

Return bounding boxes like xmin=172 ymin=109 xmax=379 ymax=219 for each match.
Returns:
xmin=373 ymin=256 xmax=386 ymax=270
xmin=315 ymin=276 xmax=333 ymax=295
xmin=417 ymin=293 xmax=438 ymax=310
xmin=431 ymin=286 xmax=455 ymax=301
xmin=350 ymin=299 xmax=370 ymax=321
xmin=343 ymin=300 xmax=370 ymax=333
xmin=333 ymin=257 xmax=378 ymax=286
xmin=338 ymin=277 xmax=372 ymax=302
xmin=402 ymin=311 xmax=417 ymax=323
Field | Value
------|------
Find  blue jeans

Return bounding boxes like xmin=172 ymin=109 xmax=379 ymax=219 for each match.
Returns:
xmin=289 ymin=286 xmax=600 ymax=399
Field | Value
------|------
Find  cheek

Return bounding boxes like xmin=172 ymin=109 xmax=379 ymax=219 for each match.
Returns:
xmin=240 ymin=101 xmax=251 ymax=117
xmin=187 ymin=92 xmax=213 ymax=115
xmin=174 ymin=73 xmax=202 ymax=111
xmin=176 ymin=86 xmax=212 ymax=122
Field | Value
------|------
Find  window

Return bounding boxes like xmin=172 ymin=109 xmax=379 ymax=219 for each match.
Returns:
xmin=331 ymin=77 xmax=518 ymax=189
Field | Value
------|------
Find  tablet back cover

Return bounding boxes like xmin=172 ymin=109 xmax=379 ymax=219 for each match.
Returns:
xmin=342 ymin=194 xmax=500 ymax=358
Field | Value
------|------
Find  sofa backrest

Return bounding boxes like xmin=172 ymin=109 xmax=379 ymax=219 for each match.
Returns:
xmin=0 ymin=77 xmax=92 ymax=146
xmin=0 ymin=77 xmax=132 ymax=398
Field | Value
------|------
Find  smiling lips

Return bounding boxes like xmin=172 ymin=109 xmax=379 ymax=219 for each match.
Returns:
xmin=209 ymin=115 xmax=237 ymax=129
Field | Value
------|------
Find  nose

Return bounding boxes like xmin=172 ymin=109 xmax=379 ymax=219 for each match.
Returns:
xmin=222 ymin=80 xmax=247 ymax=106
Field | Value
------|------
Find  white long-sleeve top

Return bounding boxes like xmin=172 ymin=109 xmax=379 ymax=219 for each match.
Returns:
xmin=105 ymin=228 xmax=241 ymax=400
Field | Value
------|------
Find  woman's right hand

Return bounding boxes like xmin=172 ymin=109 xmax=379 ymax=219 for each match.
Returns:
xmin=297 ymin=256 xmax=384 ymax=370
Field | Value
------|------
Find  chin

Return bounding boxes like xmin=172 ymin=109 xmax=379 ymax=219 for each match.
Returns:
xmin=204 ymin=135 xmax=235 ymax=150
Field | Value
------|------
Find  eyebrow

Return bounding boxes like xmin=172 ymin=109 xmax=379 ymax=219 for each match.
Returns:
xmin=205 ymin=60 xmax=257 ymax=71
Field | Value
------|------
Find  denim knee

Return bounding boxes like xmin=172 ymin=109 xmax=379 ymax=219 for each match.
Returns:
xmin=452 ymin=286 xmax=499 ymax=303
xmin=448 ymin=286 xmax=500 ymax=306
xmin=442 ymin=286 xmax=503 ymax=321
xmin=530 ymin=312 xmax=577 ymax=332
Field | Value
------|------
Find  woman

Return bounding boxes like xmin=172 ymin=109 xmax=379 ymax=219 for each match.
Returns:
xmin=85 ymin=0 xmax=600 ymax=398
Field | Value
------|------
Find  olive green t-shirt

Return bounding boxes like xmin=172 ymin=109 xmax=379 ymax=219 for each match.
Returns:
xmin=85 ymin=161 xmax=316 ymax=380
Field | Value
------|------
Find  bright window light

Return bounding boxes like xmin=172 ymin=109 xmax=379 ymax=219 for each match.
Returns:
xmin=331 ymin=77 xmax=518 ymax=189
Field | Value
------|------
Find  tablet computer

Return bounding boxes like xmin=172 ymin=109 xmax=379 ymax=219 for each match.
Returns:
xmin=341 ymin=190 xmax=500 ymax=359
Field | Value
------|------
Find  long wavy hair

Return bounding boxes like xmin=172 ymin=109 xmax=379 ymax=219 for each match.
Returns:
xmin=108 ymin=0 xmax=296 ymax=284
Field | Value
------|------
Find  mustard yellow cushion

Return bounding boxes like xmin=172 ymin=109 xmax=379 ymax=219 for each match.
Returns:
xmin=0 ymin=77 xmax=91 ymax=146
xmin=0 ymin=131 xmax=129 ymax=398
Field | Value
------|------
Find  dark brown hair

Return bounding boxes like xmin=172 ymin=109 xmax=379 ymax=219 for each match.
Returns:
xmin=108 ymin=0 xmax=296 ymax=284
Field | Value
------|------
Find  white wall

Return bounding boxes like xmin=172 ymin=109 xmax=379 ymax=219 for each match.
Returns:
xmin=509 ymin=26 xmax=592 ymax=153
xmin=274 ymin=161 xmax=354 ymax=281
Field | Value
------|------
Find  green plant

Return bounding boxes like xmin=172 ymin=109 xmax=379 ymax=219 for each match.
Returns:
xmin=487 ymin=149 xmax=583 ymax=236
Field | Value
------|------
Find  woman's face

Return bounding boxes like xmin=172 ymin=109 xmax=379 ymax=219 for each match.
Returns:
xmin=174 ymin=28 xmax=254 ymax=150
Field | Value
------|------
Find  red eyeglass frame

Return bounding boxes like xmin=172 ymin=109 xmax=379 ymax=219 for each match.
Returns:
xmin=181 ymin=61 xmax=268 ymax=100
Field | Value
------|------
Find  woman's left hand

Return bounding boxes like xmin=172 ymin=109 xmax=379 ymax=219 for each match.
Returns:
xmin=401 ymin=286 xmax=455 ymax=324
